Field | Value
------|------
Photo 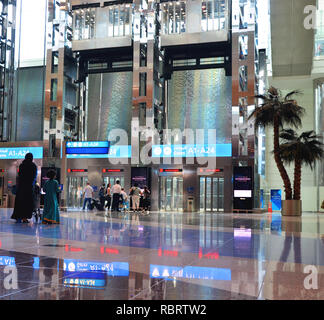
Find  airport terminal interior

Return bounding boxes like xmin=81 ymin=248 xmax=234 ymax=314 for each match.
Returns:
xmin=0 ymin=0 xmax=322 ymax=301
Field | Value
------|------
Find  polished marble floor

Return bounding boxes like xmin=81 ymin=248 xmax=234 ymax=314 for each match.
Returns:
xmin=0 ymin=208 xmax=323 ymax=300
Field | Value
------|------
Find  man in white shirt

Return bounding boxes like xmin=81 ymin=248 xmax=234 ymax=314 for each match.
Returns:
xmin=111 ymin=180 xmax=122 ymax=212
xmin=82 ymin=182 xmax=93 ymax=210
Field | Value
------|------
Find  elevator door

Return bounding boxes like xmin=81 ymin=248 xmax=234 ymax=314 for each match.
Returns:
xmin=103 ymin=176 xmax=125 ymax=188
xmin=159 ymin=177 xmax=183 ymax=211
xmin=200 ymin=177 xmax=224 ymax=212
xmin=67 ymin=177 xmax=88 ymax=208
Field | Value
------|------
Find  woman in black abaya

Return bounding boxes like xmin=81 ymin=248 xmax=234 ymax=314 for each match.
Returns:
xmin=11 ymin=153 xmax=37 ymax=223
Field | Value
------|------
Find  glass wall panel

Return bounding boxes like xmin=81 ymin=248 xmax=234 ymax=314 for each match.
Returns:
xmin=201 ymin=0 xmax=227 ymax=31
xmin=161 ymin=1 xmax=186 ymax=34
xmin=73 ymin=8 xmax=96 ymax=40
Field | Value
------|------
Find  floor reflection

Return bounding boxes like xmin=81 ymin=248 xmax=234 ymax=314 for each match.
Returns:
xmin=0 ymin=209 xmax=323 ymax=300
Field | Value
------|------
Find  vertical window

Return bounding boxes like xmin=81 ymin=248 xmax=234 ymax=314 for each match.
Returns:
xmin=108 ymin=8 xmax=114 ymax=36
xmin=50 ymin=79 xmax=58 ymax=101
xmin=239 ymin=66 xmax=248 ymax=92
xmin=175 ymin=3 xmax=180 ymax=33
xmin=168 ymin=3 xmax=174 ymax=34
xmin=49 ymin=134 xmax=56 ymax=157
xmin=51 ymin=52 xmax=58 ymax=73
xmin=139 ymin=103 xmax=146 ymax=126
xmin=213 ymin=0 xmax=219 ymax=30
xmin=113 ymin=7 xmax=119 ymax=37
xmin=239 ymin=35 xmax=248 ymax=60
xmin=219 ymin=0 xmax=226 ymax=29
xmin=207 ymin=1 xmax=213 ymax=31
xmin=52 ymin=26 xmax=59 ymax=46
xmin=163 ymin=4 xmax=168 ymax=34
xmin=140 ymin=43 xmax=147 ymax=67
xmin=202 ymin=2 xmax=207 ymax=31
xmin=74 ymin=10 xmax=82 ymax=40
xmin=50 ymin=107 xmax=57 ymax=129
xmin=180 ymin=2 xmax=186 ymax=32
xmin=119 ymin=5 xmax=124 ymax=36
xmin=139 ymin=72 xmax=147 ymax=96
xmin=125 ymin=5 xmax=130 ymax=35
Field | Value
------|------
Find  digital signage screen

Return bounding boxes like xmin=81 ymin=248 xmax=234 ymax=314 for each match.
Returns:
xmin=233 ymin=166 xmax=253 ymax=210
xmin=66 ymin=145 xmax=131 ymax=159
xmin=66 ymin=141 xmax=110 ymax=155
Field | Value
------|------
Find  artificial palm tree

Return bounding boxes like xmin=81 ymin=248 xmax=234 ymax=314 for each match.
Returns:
xmin=249 ymin=87 xmax=305 ymax=200
xmin=279 ymin=129 xmax=324 ymax=200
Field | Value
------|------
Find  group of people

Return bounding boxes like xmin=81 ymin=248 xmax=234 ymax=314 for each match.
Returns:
xmin=11 ymin=153 xmax=61 ymax=224
xmin=11 ymin=152 xmax=152 ymax=224
xmin=83 ymin=180 xmax=151 ymax=214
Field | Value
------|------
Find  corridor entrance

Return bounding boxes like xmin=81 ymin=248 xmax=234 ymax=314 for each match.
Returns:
xmin=159 ymin=177 xmax=183 ymax=211
xmin=199 ymin=177 xmax=224 ymax=212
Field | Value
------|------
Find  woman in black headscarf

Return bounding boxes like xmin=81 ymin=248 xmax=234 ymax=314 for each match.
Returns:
xmin=11 ymin=153 xmax=37 ymax=223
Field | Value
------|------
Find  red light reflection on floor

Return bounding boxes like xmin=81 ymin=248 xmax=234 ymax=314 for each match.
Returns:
xmin=100 ymin=246 xmax=119 ymax=254
xmin=198 ymin=248 xmax=219 ymax=259
xmin=65 ymin=245 xmax=84 ymax=252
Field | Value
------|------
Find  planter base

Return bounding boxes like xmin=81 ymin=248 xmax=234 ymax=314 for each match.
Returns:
xmin=281 ymin=200 xmax=302 ymax=216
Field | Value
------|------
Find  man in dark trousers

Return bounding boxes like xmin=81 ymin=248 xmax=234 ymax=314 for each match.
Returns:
xmin=111 ymin=180 xmax=121 ymax=212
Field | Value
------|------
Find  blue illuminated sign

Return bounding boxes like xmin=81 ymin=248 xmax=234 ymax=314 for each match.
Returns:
xmin=63 ymin=259 xmax=129 ymax=276
xmin=66 ymin=141 xmax=110 ymax=155
xmin=271 ymin=189 xmax=282 ymax=211
xmin=63 ymin=278 xmax=106 ymax=288
xmin=0 ymin=147 xmax=43 ymax=160
xmin=152 ymin=144 xmax=232 ymax=158
xmin=150 ymin=265 xmax=231 ymax=281
xmin=66 ymin=145 xmax=131 ymax=159
xmin=0 ymin=256 xmax=16 ymax=266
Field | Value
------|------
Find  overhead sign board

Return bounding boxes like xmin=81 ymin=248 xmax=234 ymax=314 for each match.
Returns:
xmin=66 ymin=141 xmax=110 ymax=155
xmin=0 ymin=147 xmax=43 ymax=160
xmin=152 ymin=144 xmax=232 ymax=158
xmin=66 ymin=145 xmax=131 ymax=159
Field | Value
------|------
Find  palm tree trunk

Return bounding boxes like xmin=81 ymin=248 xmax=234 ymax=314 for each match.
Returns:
xmin=273 ymin=117 xmax=292 ymax=200
xmin=293 ymin=159 xmax=301 ymax=200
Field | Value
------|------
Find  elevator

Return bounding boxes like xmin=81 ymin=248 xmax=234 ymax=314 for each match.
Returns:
xmin=159 ymin=177 xmax=183 ymax=211
xmin=67 ymin=177 xmax=88 ymax=208
xmin=199 ymin=176 xmax=224 ymax=212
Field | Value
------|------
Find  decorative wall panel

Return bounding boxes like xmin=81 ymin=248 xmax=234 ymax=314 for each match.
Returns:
xmin=16 ymin=66 xmax=45 ymax=141
xmin=167 ymin=69 xmax=232 ymax=144
xmin=87 ymin=72 xmax=133 ymax=142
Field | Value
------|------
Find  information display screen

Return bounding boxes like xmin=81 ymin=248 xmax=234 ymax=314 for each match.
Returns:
xmin=66 ymin=141 xmax=110 ymax=155
xmin=233 ymin=166 xmax=253 ymax=198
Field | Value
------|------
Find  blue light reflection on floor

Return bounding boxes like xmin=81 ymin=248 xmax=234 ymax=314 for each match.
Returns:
xmin=0 ymin=211 xmax=323 ymax=266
